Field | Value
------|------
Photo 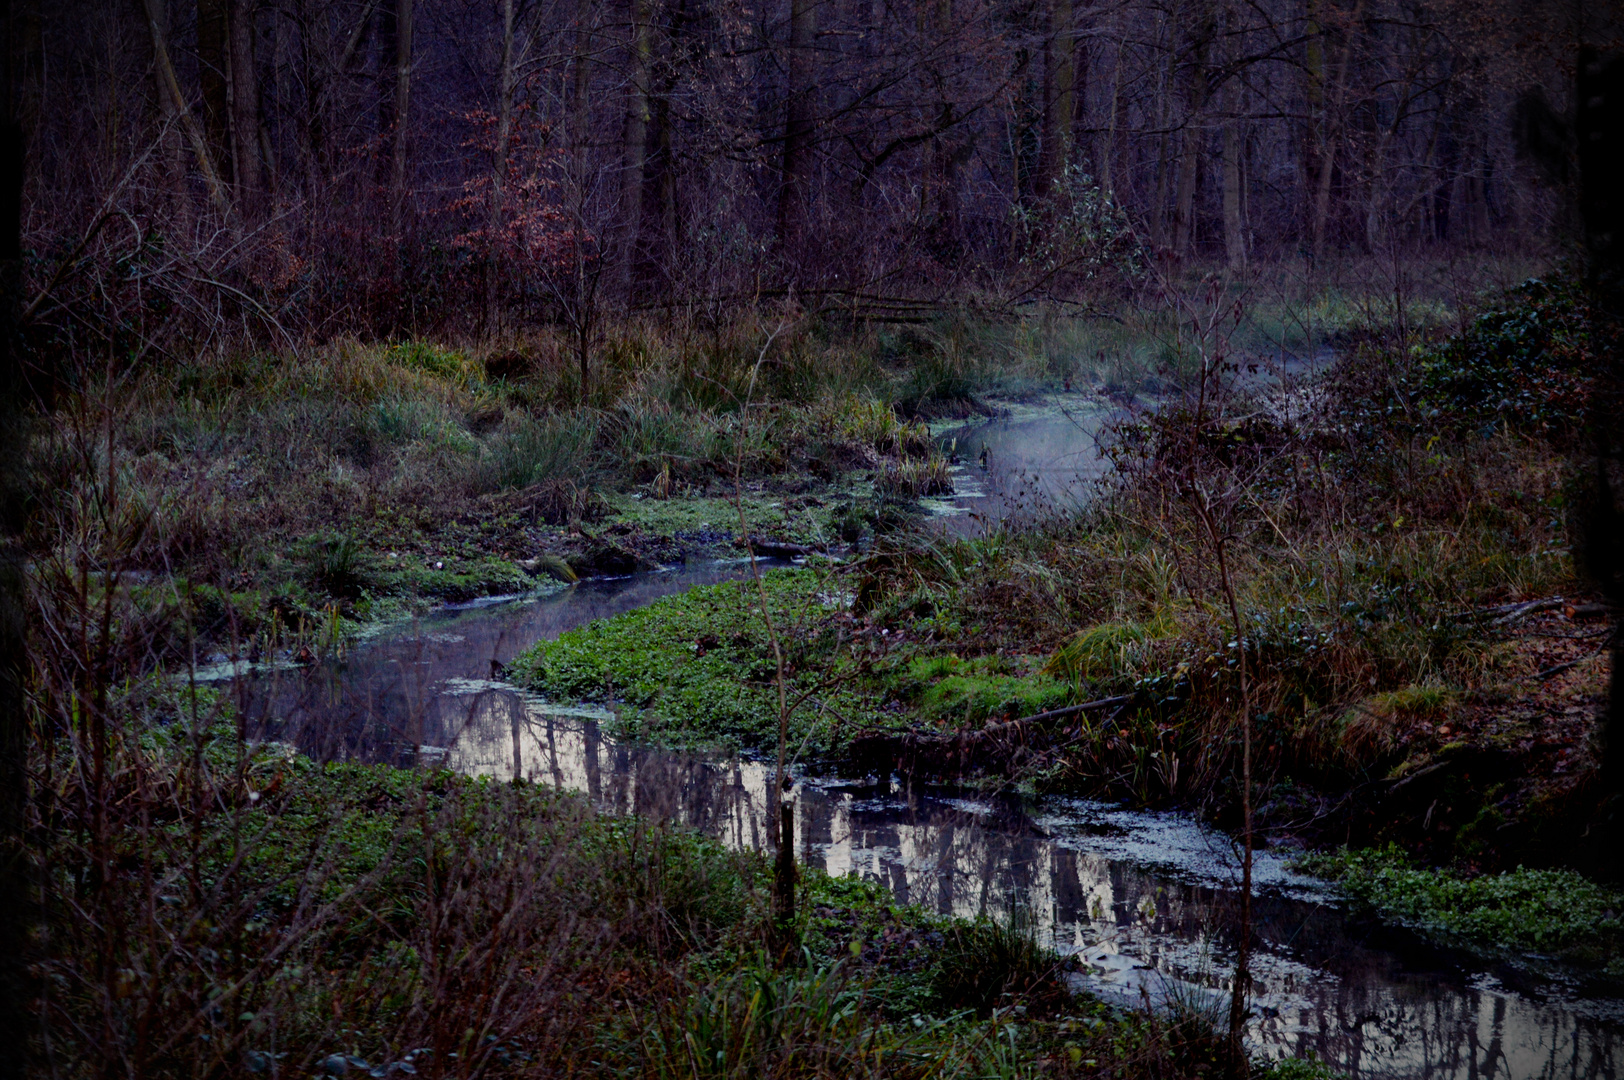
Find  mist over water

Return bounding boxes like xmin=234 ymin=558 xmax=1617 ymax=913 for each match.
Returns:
xmin=929 ymin=397 xmax=1122 ymax=530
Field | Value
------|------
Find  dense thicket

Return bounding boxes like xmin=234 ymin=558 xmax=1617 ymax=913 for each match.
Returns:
xmin=3 ymin=0 xmax=1613 ymax=350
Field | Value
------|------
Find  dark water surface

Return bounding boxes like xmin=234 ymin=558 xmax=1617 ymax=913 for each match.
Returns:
xmin=929 ymin=398 xmax=1121 ymax=530
xmin=208 ymin=557 xmax=1624 ymax=1080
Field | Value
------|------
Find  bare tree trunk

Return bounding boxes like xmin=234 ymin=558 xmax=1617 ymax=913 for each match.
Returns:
xmin=1097 ymin=33 xmax=1122 ymax=197
xmin=376 ymin=0 xmax=397 ymax=185
xmin=1173 ymin=7 xmax=1214 ymax=258
xmin=487 ymin=0 xmax=517 ymax=335
xmin=650 ymin=79 xmax=678 ymax=284
xmin=920 ymin=0 xmax=969 ymax=252
xmin=299 ymin=0 xmax=328 ymax=211
xmin=571 ymin=0 xmax=592 ymax=148
xmin=198 ymin=0 xmax=232 ymax=182
xmin=617 ymin=0 xmax=651 ymax=299
xmin=777 ymin=0 xmax=816 ymax=262
xmin=1222 ymin=116 xmax=1246 ymax=269
xmin=1173 ymin=126 xmax=1200 ymax=257
xmin=9 ymin=0 xmax=41 ymax=153
xmin=1149 ymin=18 xmax=1172 ymax=250
xmin=228 ymin=0 xmax=262 ymax=213
xmin=1309 ymin=7 xmax=1356 ymax=264
xmin=1221 ymin=33 xmax=1247 ymax=272
xmin=1303 ymin=0 xmax=1326 ymax=257
xmin=142 ymin=0 xmax=233 ymax=217
xmin=390 ymin=0 xmax=414 ymax=239
xmin=1312 ymin=136 xmax=1337 ymax=260
xmin=1040 ymin=0 xmax=1074 ymax=194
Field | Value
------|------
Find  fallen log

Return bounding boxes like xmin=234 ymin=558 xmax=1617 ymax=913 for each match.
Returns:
xmin=1449 ymin=597 xmax=1565 ymax=624
xmin=846 ymin=693 xmax=1134 ymax=781
xmin=738 ymin=536 xmax=824 ymax=559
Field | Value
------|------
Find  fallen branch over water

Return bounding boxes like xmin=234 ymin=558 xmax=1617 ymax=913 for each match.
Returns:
xmin=846 ymin=694 xmax=1134 ymax=781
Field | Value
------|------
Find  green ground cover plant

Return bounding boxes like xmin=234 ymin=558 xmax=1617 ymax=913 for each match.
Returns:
xmin=1298 ymin=846 xmax=1623 ymax=961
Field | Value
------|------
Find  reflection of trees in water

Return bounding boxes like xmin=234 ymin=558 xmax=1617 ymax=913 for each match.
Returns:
xmin=241 ymin=658 xmax=1622 ymax=1080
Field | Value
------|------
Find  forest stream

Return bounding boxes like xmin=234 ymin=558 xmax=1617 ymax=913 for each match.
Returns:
xmin=200 ymin=404 xmax=1624 ymax=1080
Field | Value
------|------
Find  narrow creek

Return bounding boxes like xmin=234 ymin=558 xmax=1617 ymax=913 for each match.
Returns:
xmin=210 ymin=392 xmax=1622 ymax=1080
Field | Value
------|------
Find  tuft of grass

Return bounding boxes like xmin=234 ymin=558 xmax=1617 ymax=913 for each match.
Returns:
xmin=1043 ymin=617 xmax=1172 ymax=686
xmin=931 ymin=911 xmax=1074 ymax=1017
xmin=480 ymin=411 xmax=600 ymax=490
xmin=1335 ymin=683 xmax=1458 ymax=767
xmin=875 ymin=454 xmax=955 ymax=498
xmin=388 ymin=339 xmax=483 ymax=385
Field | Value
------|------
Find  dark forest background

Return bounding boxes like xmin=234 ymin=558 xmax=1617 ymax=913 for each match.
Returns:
xmin=3 ymin=0 xmax=1616 ymax=356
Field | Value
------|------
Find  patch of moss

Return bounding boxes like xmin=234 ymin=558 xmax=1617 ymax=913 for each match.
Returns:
xmin=371 ymin=555 xmax=534 ymax=603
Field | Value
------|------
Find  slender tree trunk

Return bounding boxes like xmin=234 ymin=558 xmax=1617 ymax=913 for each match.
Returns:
xmin=1040 ymin=0 xmax=1074 ymax=195
xmin=571 ymin=0 xmax=592 ymax=148
xmin=12 ymin=0 xmax=42 ymax=173
xmin=1173 ymin=125 xmax=1200 ymax=256
xmin=1150 ymin=19 xmax=1171 ymax=250
xmin=1098 ymin=34 xmax=1121 ymax=197
xmin=650 ymin=78 xmax=678 ymax=284
xmin=1303 ymin=0 xmax=1326 ymax=257
xmin=1310 ymin=9 xmax=1356 ymax=264
xmin=925 ymin=0 xmax=957 ymax=247
xmin=198 ymin=0 xmax=232 ymax=182
xmin=376 ymin=0 xmax=397 ymax=186
xmin=143 ymin=0 xmax=233 ymax=217
xmin=228 ymin=0 xmax=262 ymax=213
xmin=1221 ymin=37 xmax=1247 ymax=272
xmin=1223 ymin=116 xmax=1246 ymax=269
xmin=299 ymin=0 xmax=327 ymax=210
xmin=777 ymin=0 xmax=816 ymax=261
xmin=1313 ymin=137 xmax=1337 ymax=260
xmin=390 ymin=0 xmax=414 ymax=239
xmin=487 ymin=0 xmax=517 ymax=335
xmin=1173 ymin=8 xmax=1214 ymax=258
xmin=617 ymin=0 xmax=651 ymax=299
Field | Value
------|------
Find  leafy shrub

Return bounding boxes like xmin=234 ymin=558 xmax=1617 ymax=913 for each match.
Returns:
xmin=1419 ymin=277 xmax=1595 ymax=436
xmin=1010 ymin=163 xmax=1146 ymax=295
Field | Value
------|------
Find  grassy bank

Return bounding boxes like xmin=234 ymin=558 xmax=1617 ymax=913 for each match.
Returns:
xmin=31 ymin=268 xmax=1478 ymax=667
xmin=34 ymin=308 xmax=1183 ymax=665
